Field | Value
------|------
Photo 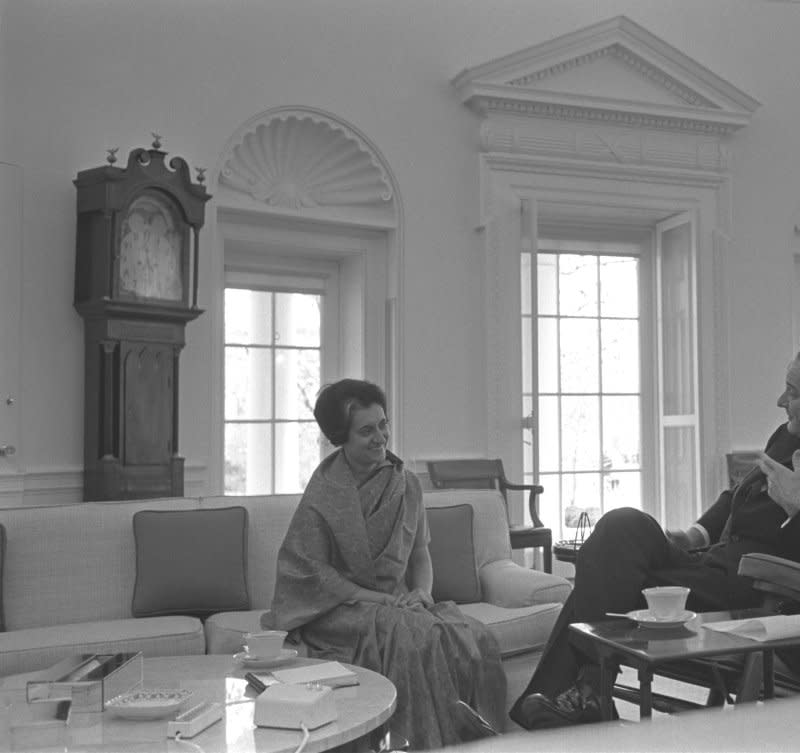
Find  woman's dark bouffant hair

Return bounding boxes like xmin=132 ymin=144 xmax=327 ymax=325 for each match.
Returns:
xmin=314 ymin=379 xmax=387 ymax=447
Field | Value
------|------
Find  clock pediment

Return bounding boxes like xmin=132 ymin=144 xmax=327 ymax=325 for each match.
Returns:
xmin=452 ymin=15 xmax=759 ymax=135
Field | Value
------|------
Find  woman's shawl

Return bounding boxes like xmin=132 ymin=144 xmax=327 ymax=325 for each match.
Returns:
xmin=267 ymin=449 xmax=424 ymax=631
xmin=263 ymin=449 xmax=506 ymax=749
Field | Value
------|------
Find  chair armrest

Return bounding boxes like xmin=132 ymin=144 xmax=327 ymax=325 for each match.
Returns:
xmin=479 ymin=559 xmax=571 ymax=608
xmin=738 ymin=553 xmax=800 ymax=601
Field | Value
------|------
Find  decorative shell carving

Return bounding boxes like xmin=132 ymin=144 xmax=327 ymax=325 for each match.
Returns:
xmin=221 ymin=115 xmax=393 ymax=209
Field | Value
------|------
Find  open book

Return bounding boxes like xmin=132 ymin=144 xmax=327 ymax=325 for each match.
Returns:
xmin=702 ymin=614 xmax=800 ymax=642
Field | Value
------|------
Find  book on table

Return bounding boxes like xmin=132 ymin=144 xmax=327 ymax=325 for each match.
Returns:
xmin=270 ymin=661 xmax=359 ymax=688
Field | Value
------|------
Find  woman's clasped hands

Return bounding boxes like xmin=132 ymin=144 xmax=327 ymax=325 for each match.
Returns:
xmin=389 ymin=588 xmax=434 ymax=609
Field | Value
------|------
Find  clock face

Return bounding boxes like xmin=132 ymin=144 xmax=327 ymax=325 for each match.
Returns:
xmin=118 ymin=192 xmax=186 ymax=302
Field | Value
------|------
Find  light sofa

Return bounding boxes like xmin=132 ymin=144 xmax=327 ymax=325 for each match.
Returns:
xmin=0 ymin=488 xmax=571 ymax=725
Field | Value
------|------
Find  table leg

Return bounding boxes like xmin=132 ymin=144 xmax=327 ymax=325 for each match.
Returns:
xmin=599 ymin=657 xmax=615 ymax=721
xmin=637 ymin=668 xmax=653 ymax=719
xmin=763 ymin=649 xmax=775 ymax=700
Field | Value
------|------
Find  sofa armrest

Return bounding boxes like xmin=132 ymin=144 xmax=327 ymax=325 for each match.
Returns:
xmin=479 ymin=559 xmax=571 ymax=608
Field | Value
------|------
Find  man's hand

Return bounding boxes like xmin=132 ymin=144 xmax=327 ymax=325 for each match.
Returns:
xmin=666 ymin=526 xmax=706 ymax=550
xmin=757 ymin=450 xmax=800 ymax=522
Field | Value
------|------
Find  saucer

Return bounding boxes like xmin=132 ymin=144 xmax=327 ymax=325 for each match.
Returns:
xmin=105 ymin=688 xmax=193 ymax=720
xmin=626 ymin=609 xmax=697 ymax=629
xmin=233 ymin=648 xmax=299 ymax=669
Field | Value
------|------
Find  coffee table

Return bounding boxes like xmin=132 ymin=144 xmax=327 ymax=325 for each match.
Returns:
xmin=569 ymin=608 xmax=800 ymax=721
xmin=1 ymin=654 xmax=397 ymax=753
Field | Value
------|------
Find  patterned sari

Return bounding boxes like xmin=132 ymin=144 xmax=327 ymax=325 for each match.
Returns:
xmin=264 ymin=449 xmax=506 ymax=749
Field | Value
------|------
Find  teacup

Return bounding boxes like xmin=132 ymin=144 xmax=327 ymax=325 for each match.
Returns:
xmin=642 ymin=586 xmax=690 ymax=619
xmin=244 ymin=630 xmax=287 ymax=658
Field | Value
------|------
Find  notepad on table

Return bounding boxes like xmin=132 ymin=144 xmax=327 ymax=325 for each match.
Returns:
xmin=703 ymin=614 xmax=800 ymax=642
xmin=271 ymin=661 xmax=360 ymax=688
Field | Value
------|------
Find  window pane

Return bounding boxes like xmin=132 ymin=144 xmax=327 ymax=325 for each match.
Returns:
xmin=538 ymin=472 xmax=561 ymax=535
xmin=538 ymin=253 xmax=557 ymax=316
xmin=661 ymin=222 xmax=694 ymax=415
xmin=602 ymin=395 xmax=640 ymax=470
xmin=601 ymin=319 xmax=639 ymax=393
xmin=538 ymin=317 xmax=558 ymax=393
xmin=561 ymin=395 xmax=600 ymax=471
xmin=521 ymin=252 xmax=532 ymax=316
xmin=274 ymin=421 xmax=321 ymax=493
xmin=274 ymin=292 xmax=321 ymax=347
xmin=522 ymin=316 xmax=532 ymax=394
xmin=561 ymin=473 xmax=601 ymax=527
xmin=225 ymin=346 xmax=272 ymax=420
xmin=604 ymin=470 xmax=641 ymax=512
xmin=522 ymin=394 xmax=534 ymax=477
xmin=538 ymin=395 xmax=559 ymax=473
xmin=274 ymin=348 xmax=320 ymax=419
xmin=225 ymin=422 xmax=272 ymax=495
xmin=664 ymin=425 xmax=696 ymax=529
xmin=225 ymin=288 xmax=272 ymax=345
xmin=560 ymin=318 xmax=598 ymax=393
xmin=559 ymin=254 xmax=597 ymax=317
xmin=600 ymin=256 xmax=639 ymax=317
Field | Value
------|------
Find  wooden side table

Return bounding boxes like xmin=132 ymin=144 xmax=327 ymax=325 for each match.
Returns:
xmin=568 ymin=608 xmax=795 ymax=721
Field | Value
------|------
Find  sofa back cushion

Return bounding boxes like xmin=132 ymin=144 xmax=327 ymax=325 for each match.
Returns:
xmin=426 ymin=504 xmax=481 ymax=603
xmin=424 ymin=489 xmax=512 ymax=571
xmin=200 ymin=495 xmax=302 ymax=609
xmin=0 ymin=497 xmax=200 ymax=631
xmin=132 ymin=506 xmax=250 ymax=618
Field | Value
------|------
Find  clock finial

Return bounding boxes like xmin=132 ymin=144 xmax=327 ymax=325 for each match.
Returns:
xmin=151 ymin=132 xmax=162 ymax=150
xmin=106 ymin=147 xmax=119 ymax=165
xmin=196 ymin=167 xmax=207 ymax=185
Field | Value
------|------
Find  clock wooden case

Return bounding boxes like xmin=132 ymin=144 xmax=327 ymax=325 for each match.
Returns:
xmin=74 ymin=141 xmax=210 ymax=500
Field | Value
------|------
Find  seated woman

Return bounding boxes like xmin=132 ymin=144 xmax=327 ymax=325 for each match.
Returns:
xmin=263 ymin=378 xmax=505 ymax=749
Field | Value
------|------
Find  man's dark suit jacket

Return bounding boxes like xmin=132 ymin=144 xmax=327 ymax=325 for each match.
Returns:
xmin=700 ymin=424 xmax=800 ymax=571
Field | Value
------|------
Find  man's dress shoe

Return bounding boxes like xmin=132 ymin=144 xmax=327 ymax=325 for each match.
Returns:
xmin=510 ymin=681 xmax=608 ymax=729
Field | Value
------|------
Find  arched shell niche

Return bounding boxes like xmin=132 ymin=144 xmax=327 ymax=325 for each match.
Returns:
xmin=219 ymin=110 xmax=394 ymax=210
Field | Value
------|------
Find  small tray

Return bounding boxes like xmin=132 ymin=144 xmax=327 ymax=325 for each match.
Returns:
xmin=105 ymin=688 xmax=193 ymax=720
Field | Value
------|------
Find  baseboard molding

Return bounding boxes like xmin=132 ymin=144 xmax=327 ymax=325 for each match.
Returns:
xmin=0 ymin=462 xmax=208 ymax=507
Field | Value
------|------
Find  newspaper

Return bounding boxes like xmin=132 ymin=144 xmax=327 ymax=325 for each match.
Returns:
xmin=702 ymin=614 xmax=800 ymax=642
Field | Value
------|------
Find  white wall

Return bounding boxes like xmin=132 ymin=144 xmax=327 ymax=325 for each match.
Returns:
xmin=1 ymin=0 xmax=799 ymax=499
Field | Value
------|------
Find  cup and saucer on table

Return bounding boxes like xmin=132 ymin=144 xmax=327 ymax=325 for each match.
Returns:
xmin=610 ymin=586 xmax=697 ymax=629
xmin=233 ymin=630 xmax=299 ymax=669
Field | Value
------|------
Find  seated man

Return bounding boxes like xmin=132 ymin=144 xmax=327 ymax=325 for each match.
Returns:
xmin=510 ymin=352 xmax=800 ymax=730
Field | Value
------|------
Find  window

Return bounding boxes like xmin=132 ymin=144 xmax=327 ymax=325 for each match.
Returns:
xmin=522 ymin=245 xmax=643 ymax=540
xmin=223 ymin=263 xmax=338 ymax=495
xmin=521 ymin=213 xmax=700 ymax=542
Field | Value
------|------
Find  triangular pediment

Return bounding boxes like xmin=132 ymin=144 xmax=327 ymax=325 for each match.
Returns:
xmin=452 ymin=16 xmax=759 ymax=134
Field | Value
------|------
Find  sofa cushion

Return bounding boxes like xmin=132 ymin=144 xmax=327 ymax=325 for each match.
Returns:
xmin=0 ymin=616 xmax=205 ymax=677
xmin=427 ymin=504 xmax=481 ymax=603
xmin=424 ymin=489 xmax=512 ymax=568
xmin=0 ymin=523 xmax=5 ymax=632
xmin=0 ymin=497 xmax=201 ymax=632
xmin=458 ymin=601 xmax=562 ymax=658
xmin=132 ymin=507 xmax=250 ymax=618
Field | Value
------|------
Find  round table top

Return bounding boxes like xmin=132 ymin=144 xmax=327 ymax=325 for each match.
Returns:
xmin=2 ymin=654 xmax=397 ymax=753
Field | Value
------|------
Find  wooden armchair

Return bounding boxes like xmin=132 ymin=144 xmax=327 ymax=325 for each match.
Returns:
xmin=425 ymin=458 xmax=552 ymax=573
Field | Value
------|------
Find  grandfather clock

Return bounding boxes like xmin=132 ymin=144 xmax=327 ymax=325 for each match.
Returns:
xmin=74 ymin=137 xmax=210 ymax=500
